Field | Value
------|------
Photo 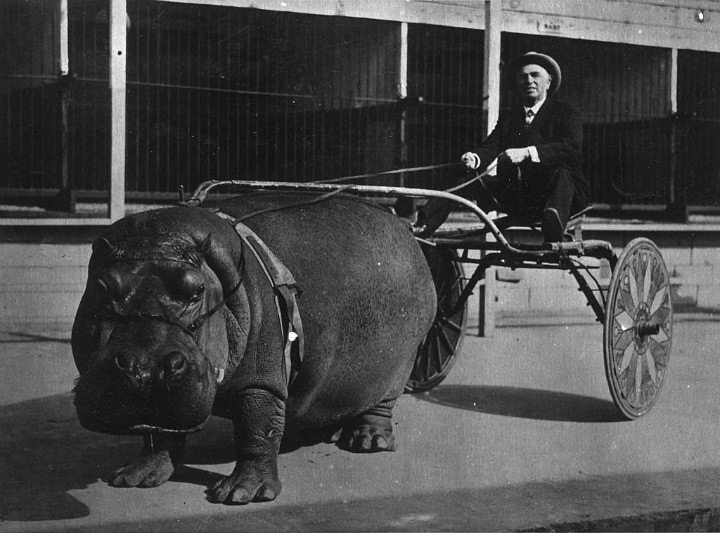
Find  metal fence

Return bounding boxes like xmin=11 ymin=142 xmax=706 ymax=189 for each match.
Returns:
xmin=0 ymin=0 xmax=63 ymax=192
xmin=2 ymin=1 xmax=720 ymax=213
xmin=123 ymin=2 xmax=400 ymax=194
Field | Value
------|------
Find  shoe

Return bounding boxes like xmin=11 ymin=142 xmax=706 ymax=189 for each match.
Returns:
xmin=542 ymin=207 xmax=564 ymax=242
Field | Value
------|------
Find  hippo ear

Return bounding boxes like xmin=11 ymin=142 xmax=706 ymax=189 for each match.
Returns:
xmin=89 ymin=237 xmax=115 ymax=273
xmin=92 ymin=237 xmax=113 ymax=255
xmin=187 ymin=214 xmax=245 ymax=294
xmin=197 ymin=235 xmax=213 ymax=261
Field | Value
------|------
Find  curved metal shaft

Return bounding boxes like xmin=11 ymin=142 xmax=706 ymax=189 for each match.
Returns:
xmin=185 ymin=179 xmax=514 ymax=250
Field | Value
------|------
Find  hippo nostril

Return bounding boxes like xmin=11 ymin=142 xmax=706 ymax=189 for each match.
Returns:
xmin=114 ymin=351 xmax=148 ymax=388
xmin=164 ymin=351 xmax=188 ymax=381
xmin=99 ymin=270 xmax=124 ymax=296
xmin=115 ymin=351 xmax=136 ymax=372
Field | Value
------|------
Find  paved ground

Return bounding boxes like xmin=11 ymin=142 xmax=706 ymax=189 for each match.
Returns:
xmin=1 ymin=314 xmax=720 ymax=531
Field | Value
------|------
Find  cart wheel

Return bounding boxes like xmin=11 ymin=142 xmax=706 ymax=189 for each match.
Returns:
xmin=604 ymin=237 xmax=673 ymax=419
xmin=405 ymin=246 xmax=468 ymax=393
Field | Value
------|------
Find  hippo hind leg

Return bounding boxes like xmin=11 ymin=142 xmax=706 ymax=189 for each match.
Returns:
xmin=333 ymin=399 xmax=398 ymax=453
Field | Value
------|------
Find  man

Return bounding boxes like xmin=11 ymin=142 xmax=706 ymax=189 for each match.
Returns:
xmin=414 ymin=52 xmax=589 ymax=243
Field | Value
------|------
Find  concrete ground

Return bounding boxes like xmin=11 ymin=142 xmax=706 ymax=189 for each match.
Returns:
xmin=1 ymin=313 xmax=720 ymax=532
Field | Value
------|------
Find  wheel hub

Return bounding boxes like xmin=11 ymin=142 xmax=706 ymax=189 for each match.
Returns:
xmin=633 ymin=303 xmax=654 ymax=353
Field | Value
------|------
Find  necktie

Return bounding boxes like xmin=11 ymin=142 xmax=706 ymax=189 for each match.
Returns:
xmin=525 ymin=109 xmax=534 ymax=128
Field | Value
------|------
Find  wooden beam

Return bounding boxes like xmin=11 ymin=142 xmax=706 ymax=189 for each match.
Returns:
xmin=479 ymin=0 xmax=502 ymax=338
xmin=149 ymin=0 xmax=720 ymax=53
xmin=502 ymin=0 xmax=720 ymax=53
xmin=398 ymin=22 xmax=408 ymax=187
xmin=56 ymin=0 xmax=69 ymax=75
xmin=109 ymin=0 xmax=126 ymax=221
xmin=484 ymin=0 xmax=501 ymax=136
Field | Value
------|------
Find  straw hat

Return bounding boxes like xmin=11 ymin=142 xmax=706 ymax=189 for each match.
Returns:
xmin=506 ymin=52 xmax=562 ymax=95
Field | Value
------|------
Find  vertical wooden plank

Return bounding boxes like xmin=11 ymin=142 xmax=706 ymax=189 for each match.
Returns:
xmin=398 ymin=22 xmax=408 ymax=187
xmin=484 ymin=0 xmax=501 ymax=136
xmin=55 ymin=0 xmax=74 ymax=211
xmin=670 ymin=48 xmax=678 ymax=115
xmin=57 ymin=0 xmax=69 ymax=75
xmin=479 ymin=0 xmax=501 ymax=337
xmin=109 ymin=0 xmax=126 ymax=221
xmin=668 ymin=47 xmax=679 ymax=207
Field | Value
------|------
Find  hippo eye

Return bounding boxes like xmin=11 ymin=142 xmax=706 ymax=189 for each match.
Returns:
xmin=96 ymin=278 xmax=109 ymax=294
xmin=95 ymin=278 xmax=113 ymax=311
xmin=178 ymin=270 xmax=205 ymax=302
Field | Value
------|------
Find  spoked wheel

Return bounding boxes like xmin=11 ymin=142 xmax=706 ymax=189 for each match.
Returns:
xmin=604 ymin=237 xmax=673 ymax=419
xmin=405 ymin=245 xmax=468 ymax=393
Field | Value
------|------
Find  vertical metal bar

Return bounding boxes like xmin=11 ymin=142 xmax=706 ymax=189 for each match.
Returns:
xmin=109 ymin=0 xmax=126 ymax=221
xmin=430 ymin=27 xmax=437 ymax=167
xmin=364 ymin=29 xmax=370 ymax=179
xmin=309 ymin=25 xmax=317 ymax=181
xmin=155 ymin=19 xmax=163 ymax=190
xmin=347 ymin=27 xmax=353 ymax=175
xmin=245 ymin=17 xmax=251 ymax=180
xmin=186 ymin=26 xmax=192 ymax=186
xmin=283 ymin=18 xmax=290 ymax=181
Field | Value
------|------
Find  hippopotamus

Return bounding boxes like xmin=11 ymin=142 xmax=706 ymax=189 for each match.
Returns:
xmin=71 ymin=191 xmax=436 ymax=504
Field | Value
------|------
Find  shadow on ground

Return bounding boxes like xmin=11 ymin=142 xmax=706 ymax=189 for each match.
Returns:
xmin=0 ymin=331 xmax=70 ymax=344
xmin=0 ymin=393 xmax=236 ymax=522
xmin=3 ymin=392 xmax=720 ymax=531
xmin=417 ymin=385 xmax=626 ymax=423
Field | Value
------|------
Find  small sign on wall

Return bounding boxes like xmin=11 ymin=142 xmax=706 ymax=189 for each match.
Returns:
xmin=537 ymin=20 xmax=563 ymax=34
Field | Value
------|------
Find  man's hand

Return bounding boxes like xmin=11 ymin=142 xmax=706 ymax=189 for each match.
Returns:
xmin=411 ymin=224 xmax=428 ymax=237
xmin=500 ymin=148 xmax=531 ymax=164
xmin=460 ymin=152 xmax=481 ymax=170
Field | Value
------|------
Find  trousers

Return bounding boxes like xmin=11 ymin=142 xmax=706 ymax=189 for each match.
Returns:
xmin=417 ymin=166 xmax=586 ymax=236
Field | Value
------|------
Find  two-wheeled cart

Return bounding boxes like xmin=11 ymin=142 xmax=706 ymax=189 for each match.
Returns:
xmin=185 ymin=179 xmax=673 ymax=420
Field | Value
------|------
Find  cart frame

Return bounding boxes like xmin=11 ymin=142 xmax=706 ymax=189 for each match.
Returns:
xmin=185 ymin=179 xmax=674 ymax=420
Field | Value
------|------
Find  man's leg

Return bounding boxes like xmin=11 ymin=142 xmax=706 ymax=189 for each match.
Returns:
xmin=415 ymin=171 xmax=507 ymax=236
xmin=541 ymin=168 xmax=576 ymax=242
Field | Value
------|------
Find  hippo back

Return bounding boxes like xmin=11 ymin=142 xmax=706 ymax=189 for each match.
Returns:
xmin=209 ymin=191 xmax=436 ymax=426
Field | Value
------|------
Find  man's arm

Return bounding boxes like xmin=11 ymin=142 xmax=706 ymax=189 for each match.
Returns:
xmin=474 ymin=120 xmax=503 ymax=169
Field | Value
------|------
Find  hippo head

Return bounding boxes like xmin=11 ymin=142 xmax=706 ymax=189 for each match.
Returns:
xmin=72 ymin=209 xmax=244 ymax=435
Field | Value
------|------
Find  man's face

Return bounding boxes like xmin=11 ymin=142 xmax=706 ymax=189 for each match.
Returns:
xmin=515 ymin=63 xmax=552 ymax=105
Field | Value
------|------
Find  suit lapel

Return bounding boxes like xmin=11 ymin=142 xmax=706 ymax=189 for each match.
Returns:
xmin=527 ymin=98 xmax=553 ymax=132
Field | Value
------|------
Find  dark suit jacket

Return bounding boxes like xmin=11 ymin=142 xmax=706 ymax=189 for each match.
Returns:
xmin=476 ymin=98 xmax=589 ymax=197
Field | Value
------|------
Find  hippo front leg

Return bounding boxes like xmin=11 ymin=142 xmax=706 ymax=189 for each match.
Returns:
xmin=110 ymin=433 xmax=186 ymax=488
xmin=208 ymin=389 xmax=285 ymax=504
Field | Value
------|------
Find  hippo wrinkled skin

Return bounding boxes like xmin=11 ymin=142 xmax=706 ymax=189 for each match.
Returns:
xmin=72 ymin=192 xmax=436 ymax=504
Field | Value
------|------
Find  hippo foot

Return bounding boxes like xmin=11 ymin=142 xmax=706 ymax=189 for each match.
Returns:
xmin=333 ymin=413 xmax=397 ymax=453
xmin=109 ymin=450 xmax=175 ymax=488
xmin=207 ymin=459 xmax=281 ymax=504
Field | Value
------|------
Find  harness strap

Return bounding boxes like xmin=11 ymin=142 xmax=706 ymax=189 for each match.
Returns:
xmin=211 ymin=209 xmax=304 ymax=387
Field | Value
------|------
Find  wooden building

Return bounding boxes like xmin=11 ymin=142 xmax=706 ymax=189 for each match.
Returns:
xmin=1 ymin=0 xmax=720 ymax=329
xmin=2 ymin=0 xmax=720 ymax=221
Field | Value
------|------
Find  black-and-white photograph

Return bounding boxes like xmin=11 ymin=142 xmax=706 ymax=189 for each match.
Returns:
xmin=1 ymin=1 xmax=719 ymax=531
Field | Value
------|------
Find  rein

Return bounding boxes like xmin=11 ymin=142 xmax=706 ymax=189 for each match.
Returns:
xmin=96 ymin=254 xmax=245 ymax=338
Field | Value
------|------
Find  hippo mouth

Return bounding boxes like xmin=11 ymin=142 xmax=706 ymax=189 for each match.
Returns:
xmin=119 ymin=419 xmax=209 ymax=435
xmin=77 ymin=413 xmax=211 ymax=436
xmin=73 ymin=360 xmax=223 ymax=436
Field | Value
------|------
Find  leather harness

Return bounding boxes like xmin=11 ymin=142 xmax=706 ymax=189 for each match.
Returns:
xmin=210 ymin=209 xmax=304 ymax=388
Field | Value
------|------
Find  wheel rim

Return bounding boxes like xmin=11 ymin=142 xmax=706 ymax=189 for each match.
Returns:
xmin=604 ymin=238 xmax=673 ymax=419
xmin=405 ymin=246 xmax=468 ymax=393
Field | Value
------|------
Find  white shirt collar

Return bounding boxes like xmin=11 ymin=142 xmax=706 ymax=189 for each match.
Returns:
xmin=524 ymin=97 xmax=546 ymax=116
